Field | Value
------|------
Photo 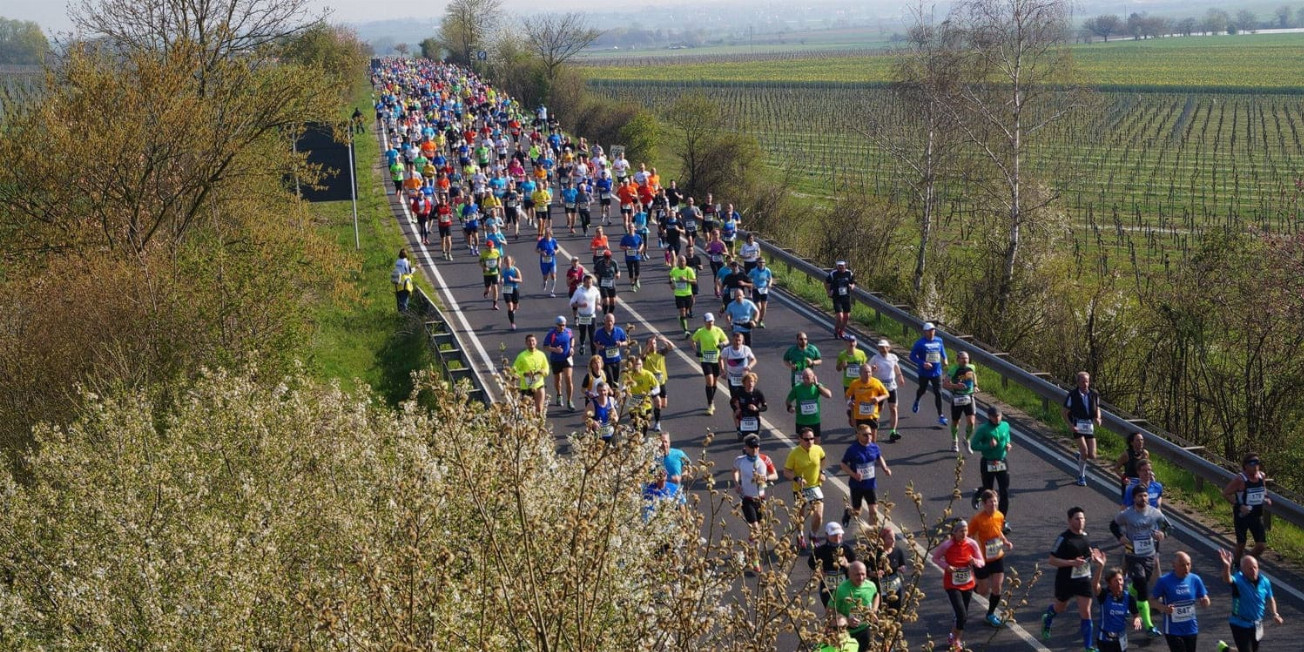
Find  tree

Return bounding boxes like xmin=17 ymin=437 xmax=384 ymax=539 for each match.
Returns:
xmin=1236 ymin=9 xmax=1259 ymax=33
xmin=419 ymin=36 xmax=441 ymax=59
xmin=0 ymin=17 xmax=48 ymax=64
xmin=1276 ymin=5 xmax=1292 ymax=28
xmin=1082 ymin=14 xmax=1122 ymax=41
xmin=1203 ymin=8 xmax=1230 ymax=35
xmin=437 ymin=0 xmax=502 ymax=66
xmin=1176 ymin=17 xmax=1199 ymax=36
xmin=1297 ymin=7 xmax=1304 ymax=30
xmin=947 ymin=0 xmax=1086 ymax=344
xmin=522 ymin=12 xmax=601 ymax=98
xmin=393 ymin=42 xmax=409 ymax=57
xmin=662 ymin=93 xmax=761 ymax=198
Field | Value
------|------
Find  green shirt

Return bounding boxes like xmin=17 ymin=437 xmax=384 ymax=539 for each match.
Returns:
xmin=833 ymin=579 xmax=879 ymax=633
xmin=969 ymin=420 xmax=1011 ymax=461
xmin=783 ymin=344 xmax=822 ymax=385
xmin=691 ymin=326 xmax=728 ymax=362
xmin=836 ymin=349 xmax=868 ymax=388
xmin=949 ymin=364 xmax=976 ymax=395
xmin=512 ymin=350 xmax=549 ymax=390
xmin=669 ymin=266 xmax=697 ymax=297
xmin=786 ymin=382 xmax=825 ymax=426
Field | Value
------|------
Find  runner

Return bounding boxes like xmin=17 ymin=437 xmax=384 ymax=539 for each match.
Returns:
xmin=621 ymin=356 xmax=659 ymax=433
xmin=970 ymin=489 xmax=1014 ymax=628
xmin=1042 ymin=506 xmax=1102 ymax=651
xmin=669 ymin=254 xmax=697 ymax=337
xmin=1216 ymin=547 xmax=1284 ymax=652
xmin=589 ymin=226 xmax=609 ymax=266
xmin=824 ymin=260 xmax=856 ymax=340
xmin=1091 ymin=552 xmax=1142 ymax=652
xmin=565 ymin=257 xmax=587 ymax=318
xmin=1110 ymin=484 xmax=1172 ymax=639
xmin=435 ymin=194 xmax=455 ymax=259
xmin=809 ymin=521 xmax=858 ymax=609
xmin=874 ymin=526 xmax=909 ymax=614
xmin=970 ymin=406 xmax=1013 ymax=528
xmin=619 ymin=227 xmax=642 ymax=291
xmin=718 ymin=259 xmax=753 ymax=312
xmin=642 ymin=335 xmax=674 ymax=432
xmin=730 ymin=372 xmax=767 ymax=442
xmin=748 ymin=258 xmax=772 ymax=327
xmin=720 ymin=331 xmax=757 ymax=400
xmin=594 ymin=249 xmax=621 ymax=315
xmin=832 ymin=562 xmax=880 ymax=652
xmin=786 ymin=368 xmax=834 ymax=442
xmin=569 ymin=275 xmax=600 ymax=355
xmin=691 ymin=313 xmax=728 ymax=416
xmin=502 ymin=182 xmax=521 ymax=239
xmin=909 ymin=322 xmax=948 ymax=427
xmin=845 ymin=364 xmax=889 ymax=439
xmin=500 ymin=255 xmax=522 ymax=330
xmin=592 ymin=313 xmax=630 ymax=385
xmin=585 ymin=381 xmax=620 ymax=443
xmin=679 ymin=196 xmax=702 ymax=252
xmin=931 ymin=519 xmax=987 ymax=651
xmin=739 ymin=232 xmax=762 ymax=273
xmin=1222 ymin=453 xmax=1272 ymax=563
xmin=723 ymin=288 xmax=760 ymax=346
xmin=657 ymin=431 xmax=691 ymax=485
xmin=391 ymin=248 xmax=414 ymax=313
xmin=784 ymin=332 xmax=823 ymax=387
xmin=542 ymin=316 xmax=575 ymax=412
xmin=511 ymin=334 xmax=549 ymax=416
xmin=733 ymin=434 xmax=775 ymax=572
xmin=535 ymin=228 xmax=559 ymax=297
xmin=561 ymin=182 xmax=578 ymax=234
xmin=1151 ymin=551 xmax=1211 ymax=652
xmin=1062 ymin=371 xmax=1102 ymax=486
xmin=835 ymin=336 xmax=868 ymax=401
xmin=785 ymin=428 xmax=827 ymax=551
xmin=839 ymin=424 xmax=892 ymax=530
xmin=706 ymin=230 xmax=729 ymax=281
xmin=1123 ymin=460 xmax=1164 ymax=509
xmin=1115 ymin=432 xmax=1152 ymax=502
xmin=721 ymin=203 xmax=741 ymax=255
xmin=942 ymin=351 xmax=978 ymax=454
xmin=530 ymin=177 xmax=552 ymax=237
xmin=662 ymin=207 xmax=684 ymax=266
xmin=579 ymin=355 xmax=606 ymax=409
xmin=869 ymin=339 xmax=906 ymax=442
xmin=575 ymin=177 xmax=593 ymax=235
xmin=478 ymin=241 xmax=501 ymax=310
xmin=462 ymin=197 xmax=481 ymax=256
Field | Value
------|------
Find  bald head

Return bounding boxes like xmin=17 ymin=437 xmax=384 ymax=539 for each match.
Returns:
xmin=848 ymin=561 xmax=868 ymax=584
xmin=1172 ymin=551 xmax=1192 ymax=577
xmin=1240 ymin=554 xmax=1260 ymax=580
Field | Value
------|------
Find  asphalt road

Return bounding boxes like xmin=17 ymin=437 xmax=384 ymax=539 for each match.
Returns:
xmin=374 ymin=132 xmax=1304 ymax=651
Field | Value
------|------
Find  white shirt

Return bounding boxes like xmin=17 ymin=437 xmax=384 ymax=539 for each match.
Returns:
xmin=722 ymin=345 xmax=755 ymax=379
xmin=740 ymin=242 xmax=761 ymax=262
xmin=733 ymin=454 xmax=768 ymax=498
xmin=569 ymin=286 xmax=601 ymax=317
xmin=870 ymin=352 xmax=900 ymax=391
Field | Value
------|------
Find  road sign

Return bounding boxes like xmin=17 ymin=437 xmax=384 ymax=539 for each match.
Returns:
xmin=476 ymin=50 xmax=488 ymax=61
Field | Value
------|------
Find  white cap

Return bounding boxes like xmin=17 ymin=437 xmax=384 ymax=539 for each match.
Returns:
xmin=923 ymin=322 xmax=936 ymax=331
xmin=876 ymin=339 xmax=890 ymax=348
xmin=825 ymin=522 xmax=845 ymax=536
xmin=703 ymin=312 xmax=715 ymax=322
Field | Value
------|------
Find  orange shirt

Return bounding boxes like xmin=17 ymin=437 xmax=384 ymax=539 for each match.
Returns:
xmin=617 ymin=183 xmax=638 ymax=205
xmin=845 ymin=378 xmax=889 ymax=420
xmin=968 ymin=510 xmax=1007 ymax=561
xmin=590 ymin=235 xmax=609 ymax=255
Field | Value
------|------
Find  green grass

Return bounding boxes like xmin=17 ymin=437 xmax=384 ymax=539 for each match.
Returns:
xmin=763 ymin=255 xmax=1304 ymax=562
xmin=302 ymin=78 xmax=436 ymax=405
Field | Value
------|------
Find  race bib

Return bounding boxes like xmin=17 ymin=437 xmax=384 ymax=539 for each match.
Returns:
xmin=985 ymin=459 xmax=1008 ymax=473
xmin=674 ymin=281 xmax=689 ymax=291
xmin=577 ymin=314 xmax=593 ymax=325
xmin=564 ymin=202 xmax=576 ymax=209
xmin=598 ymin=424 xmax=615 ymax=440
xmin=792 ymin=372 xmax=802 ymax=386
xmin=728 ymin=375 xmax=743 ymax=387
xmin=836 ymin=287 xmax=848 ymax=296
xmin=799 ymin=400 xmax=818 ymax=416
xmin=701 ymin=350 xmax=719 ymax=363
xmin=1246 ymin=487 xmax=1266 ymax=506
xmin=710 ymin=254 xmax=723 ymax=263
xmin=882 ymin=575 xmax=902 ymax=593
xmin=857 ymin=402 xmax=876 ymax=417
xmin=1131 ymin=535 xmax=1155 ymax=557
xmin=1170 ymin=603 xmax=1195 ymax=623
xmin=950 ymin=567 xmax=972 ymax=585
xmin=756 ymin=287 xmax=768 ymax=296
xmin=540 ymin=255 xmax=553 ymax=263
xmin=926 ymin=352 xmax=941 ymax=363
xmin=801 ymin=487 xmax=824 ymax=502
xmin=844 ymin=364 xmax=860 ymax=378
xmin=1071 ymin=562 xmax=1091 ymax=579
xmin=985 ymin=537 xmax=1004 ymax=559
xmin=856 ymin=463 xmax=875 ymax=481
xmin=823 ymin=572 xmax=845 ymax=593
xmin=740 ymin=417 xmax=759 ymax=432
xmin=485 ymin=258 xmax=498 ymax=269
xmin=952 ymin=394 xmax=972 ymax=406
xmin=604 ymin=347 xmax=620 ymax=360
xmin=1076 ymin=419 xmax=1095 ymax=435
xmin=600 ymin=277 xmax=615 ymax=288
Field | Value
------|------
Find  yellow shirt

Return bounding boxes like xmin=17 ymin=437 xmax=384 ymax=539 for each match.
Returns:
xmin=691 ymin=326 xmax=728 ymax=362
xmin=784 ymin=445 xmax=826 ymax=488
xmin=644 ymin=351 xmax=668 ymax=384
xmin=622 ymin=369 xmax=659 ymax=410
xmin=512 ymin=350 xmax=549 ymax=390
xmin=669 ymin=266 xmax=696 ymax=297
xmin=845 ymin=377 xmax=889 ymax=419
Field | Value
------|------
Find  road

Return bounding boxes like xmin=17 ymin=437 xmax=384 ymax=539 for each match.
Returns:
xmin=374 ymin=133 xmax=1304 ymax=651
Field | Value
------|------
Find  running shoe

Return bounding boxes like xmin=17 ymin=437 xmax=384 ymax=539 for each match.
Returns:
xmin=966 ymin=440 xmax=974 ymax=455
xmin=985 ymin=613 xmax=1004 ymax=628
xmin=1076 ymin=475 xmax=1088 ymax=487
xmin=1003 ymin=523 xmax=1012 ymax=534
xmin=556 ymin=395 xmax=564 ymax=407
xmin=912 ymin=400 xmax=920 ymax=414
xmin=841 ymin=507 xmax=852 ymax=528
xmin=653 ymin=421 xmax=661 ymax=432
xmin=549 ymin=292 xmax=556 ymax=298
xmin=706 ymin=404 xmax=715 ymax=416
xmin=1041 ymin=612 xmax=1053 ymax=640
xmin=951 ymin=439 xmax=959 ymax=453
xmin=796 ymin=534 xmax=807 ymax=551
xmin=939 ymin=416 xmax=949 ymax=426
xmin=510 ymin=323 xmax=516 ymax=331
xmin=1147 ymin=627 xmax=1162 ymax=639
xmin=1215 ymin=643 xmax=1230 ymax=652
xmin=567 ymin=401 xmax=576 ymax=412
xmin=758 ymin=321 xmax=766 ymax=329
xmin=888 ymin=430 xmax=902 ymax=442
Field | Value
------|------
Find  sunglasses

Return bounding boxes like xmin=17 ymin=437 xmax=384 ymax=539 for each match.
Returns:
xmin=801 ymin=437 xmax=816 ymax=442
xmin=1247 ymin=460 xmax=1261 ymax=466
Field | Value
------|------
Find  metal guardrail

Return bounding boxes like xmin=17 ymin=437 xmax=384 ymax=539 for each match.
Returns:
xmin=411 ymin=287 xmax=490 ymax=406
xmin=747 ymin=232 xmax=1304 ymax=529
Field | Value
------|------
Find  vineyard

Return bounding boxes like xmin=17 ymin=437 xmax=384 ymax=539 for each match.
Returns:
xmin=588 ymin=79 xmax=1304 ymax=275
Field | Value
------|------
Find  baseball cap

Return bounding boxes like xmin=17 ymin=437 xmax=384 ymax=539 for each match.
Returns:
xmin=876 ymin=339 xmax=890 ymax=348
xmin=555 ymin=316 xmax=567 ymax=324
xmin=825 ymin=522 xmax=845 ymax=536
xmin=743 ymin=434 xmax=760 ymax=448
xmin=923 ymin=322 xmax=936 ymax=331
xmin=835 ymin=260 xmax=847 ymax=266
xmin=704 ymin=312 xmax=715 ymax=322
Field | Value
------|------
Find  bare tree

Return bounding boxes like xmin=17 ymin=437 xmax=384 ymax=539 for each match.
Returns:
xmin=1236 ymin=9 xmax=1259 ymax=33
xmin=1276 ymin=5 xmax=1292 ymax=28
xmin=1082 ymin=14 xmax=1122 ymax=42
xmin=523 ymin=12 xmax=600 ymax=89
xmin=438 ymin=0 xmax=501 ymax=66
xmin=947 ymin=0 xmax=1086 ymax=341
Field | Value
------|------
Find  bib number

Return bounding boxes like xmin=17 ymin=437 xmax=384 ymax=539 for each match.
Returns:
xmin=801 ymin=487 xmax=824 ymax=502
xmin=844 ymin=364 xmax=860 ymax=378
xmin=728 ymin=375 xmax=743 ymax=387
xmin=857 ymin=402 xmax=876 ymax=417
xmin=600 ymin=277 xmax=615 ymax=288
xmin=952 ymin=394 xmax=972 ymax=406
xmin=1246 ymin=487 xmax=1266 ymax=506
xmin=1076 ymin=419 xmax=1095 ymax=435
xmin=950 ymin=567 xmax=972 ymax=585
xmin=756 ymin=287 xmax=768 ymax=296
xmin=836 ymin=287 xmax=848 ymax=296
xmin=1131 ymin=535 xmax=1155 ymax=557
xmin=604 ymin=348 xmax=620 ymax=360
xmin=485 ymin=258 xmax=498 ymax=270
xmin=984 ymin=537 xmax=1004 ymax=559
xmin=985 ymin=459 xmax=1008 ymax=473
xmin=1071 ymin=562 xmax=1091 ymax=579
xmin=598 ymin=424 xmax=615 ymax=440
xmin=740 ymin=417 xmax=759 ymax=432
xmin=674 ymin=281 xmax=688 ymax=291
xmin=926 ymin=352 xmax=941 ymax=363
xmin=701 ymin=351 xmax=719 ymax=363
xmin=882 ymin=575 xmax=902 ymax=593
xmin=1170 ymin=603 xmax=1195 ymax=623
xmin=856 ymin=463 xmax=875 ymax=481
xmin=799 ymin=401 xmax=818 ymax=416
xmin=540 ymin=255 xmax=553 ymax=263
xmin=577 ymin=315 xmax=593 ymax=325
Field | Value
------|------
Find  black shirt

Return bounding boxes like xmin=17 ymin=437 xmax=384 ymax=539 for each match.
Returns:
xmin=826 ymin=269 xmax=856 ymax=295
xmin=1051 ymin=529 xmax=1092 ymax=584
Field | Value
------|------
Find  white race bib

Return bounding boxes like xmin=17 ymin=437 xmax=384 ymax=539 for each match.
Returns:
xmin=882 ymin=575 xmax=902 ymax=593
xmin=740 ymin=417 xmax=759 ymax=432
xmin=709 ymin=254 xmax=723 ymax=263
xmin=540 ymin=255 xmax=553 ymax=263
xmin=1076 ymin=419 xmax=1095 ymax=435
xmin=985 ymin=537 xmax=1004 ymax=559
xmin=484 ymin=258 xmax=498 ymax=269
xmin=857 ymin=402 xmax=876 ymax=417
xmin=598 ymin=424 xmax=615 ymax=439
xmin=926 ymin=352 xmax=941 ymax=363
xmin=856 ymin=463 xmax=875 ymax=481
xmin=801 ymin=487 xmax=824 ymax=502
xmin=674 ymin=280 xmax=689 ymax=291
xmin=1071 ymin=562 xmax=1091 ymax=579
xmin=604 ymin=347 xmax=620 ymax=360
xmin=1246 ymin=487 xmax=1266 ymax=506
xmin=1131 ymin=535 xmax=1155 ymax=557
xmin=950 ymin=567 xmax=972 ymax=585
xmin=799 ymin=400 xmax=818 ymax=416
xmin=985 ymin=459 xmax=1008 ymax=473
xmin=755 ymin=287 xmax=768 ymax=296
xmin=836 ymin=287 xmax=848 ymax=296
xmin=701 ymin=350 xmax=719 ymax=363
xmin=577 ymin=314 xmax=593 ymax=325
xmin=844 ymin=364 xmax=860 ymax=378
xmin=728 ymin=375 xmax=743 ymax=387
xmin=952 ymin=394 xmax=972 ymax=406
xmin=599 ymin=277 xmax=615 ymax=288
xmin=1170 ymin=603 xmax=1195 ymax=623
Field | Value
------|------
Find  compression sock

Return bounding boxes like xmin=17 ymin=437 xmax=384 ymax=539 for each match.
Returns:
xmin=988 ymin=593 xmax=1000 ymax=616
xmin=1079 ymin=619 xmax=1092 ymax=649
xmin=1137 ymin=598 xmax=1153 ymax=629
xmin=680 ymin=316 xmax=688 ymax=331
xmin=1043 ymin=605 xmax=1057 ymax=627
xmin=950 ymin=424 xmax=959 ymax=439
xmin=706 ymin=385 xmax=716 ymax=403
xmin=1078 ymin=455 xmax=1088 ymax=478
xmin=653 ymin=405 xmax=661 ymax=422
xmin=508 ymin=309 xmax=515 ymax=325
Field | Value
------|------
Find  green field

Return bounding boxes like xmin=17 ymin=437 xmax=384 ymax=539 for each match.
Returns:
xmin=581 ymin=33 xmax=1304 ymax=90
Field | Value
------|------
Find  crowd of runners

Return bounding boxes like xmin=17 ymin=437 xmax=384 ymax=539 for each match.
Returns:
xmin=373 ymin=58 xmax=1286 ymax=652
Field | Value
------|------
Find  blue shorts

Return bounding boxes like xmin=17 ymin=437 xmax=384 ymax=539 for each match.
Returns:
xmin=540 ymin=263 xmax=556 ymax=275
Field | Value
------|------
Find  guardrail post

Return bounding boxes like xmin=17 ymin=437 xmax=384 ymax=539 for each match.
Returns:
xmin=1194 ymin=476 xmax=1204 ymax=492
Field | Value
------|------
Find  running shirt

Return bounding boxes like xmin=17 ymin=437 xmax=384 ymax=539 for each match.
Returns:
xmin=740 ymin=241 xmax=761 ymax=263
xmin=836 ymin=349 xmax=868 ymax=388
xmin=869 ymin=352 xmax=900 ymax=391
xmin=645 ymin=350 xmax=668 ymax=384
xmin=623 ymin=369 xmax=659 ymax=410
xmin=620 ymin=233 xmax=642 ymax=261
xmin=787 ymin=382 xmax=825 ymax=426
xmin=949 ymin=364 xmax=976 ymax=403
xmin=542 ymin=328 xmax=573 ymax=364
xmin=968 ymin=510 xmax=1007 ymax=561
xmin=501 ymin=266 xmax=521 ymax=293
xmin=1051 ymin=529 xmax=1093 ymax=585
xmin=536 ymin=237 xmax=558 ymax=269
xmin=670 ymin=266 xmax=696 ymax=296
xmin=841 ymin=440 xmax=882 ymax=490
xmin=1096 ymin=590 xmax=1138 ymax=643
xmin=691 ymin=326 xmax=728 ymax=362
xmin=1152 ymin=571 xmax=1207 ymax=636
xmin=721 ymin=345 xmax=754 ymax=386
xmin=845 ymin=377 xmax=889 ymax=421
xmin=749 ymin=266 xmax=772 ymax=296
xmin=784 ymin=444 xmax=826 ymax=488
xmin=724 ymin=299 xmax=759 ymax=332
xmin=909 ymin=336 xmax=946 ymax=378
xmin=479 ymin=247 xmax=501 ymax=276
xmin=591 ymin=396 xmax=619 ymax=439
xmin=593 ymin=326 xmax=629 ymax=363
xmin=734 ymin=454 xmax=768 ymax=499
xmin=784 ymin=344 xmax=822 ymax=385
xmin=1228 ymin=571 xmax=1274 ymax=628
xmin=512 ymin=349 xmax=548 ymax=390
xmin=932 ymin=537 xmax=984 ymax=590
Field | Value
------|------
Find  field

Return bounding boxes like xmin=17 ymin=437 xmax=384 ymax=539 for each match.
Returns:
xmin=581 ymin=33 xmax=1304 ymax=90
xmin=585 ymin=35 xmax=1304 ymax=275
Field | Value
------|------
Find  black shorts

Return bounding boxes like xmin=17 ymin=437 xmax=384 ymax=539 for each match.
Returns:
xmin=951 ymin=401 xmax=976 ymax=420
xmin=886 ymin=389 xmax=898 ymax=405
xmin=503 ymin=208 xmax=518 ymax=223
xmin=518 ymin=388 xmax=538 ymax=398
xmin=853 ymin=417 xmax=879 ymax=430
xmin=549 ymin=358 xmax=572 ymax=375
xmin=464 ymin=224 xmax=479 ymax=234
xmin=523 ymin=199 xmax=535 ymax=210
xmin=675 ymin=295 xmax=693 ymax=310
xmin=1124 ymin=555 xmax=1156 ymax=600
xmin=832 ymin=296 xmax=852 ymax=313
xmin=754 ymin=291 xmax=769 ymax=303
xmin=700 ymin=361 xmax=721 ymax=376
xmin=1054 ymin=576 xmax=1093 ymax=602
xmin=975 ymin=557 xmax=1005 ymax=579
xmin=503 ymin=290 xmax=519 ymax=304
xmin=620 ymin=205 xmax=633 ymax=215
xmin=850 ymin=486 xmax=877 ymax=510
xmin=600 ymin=196 xmax=612 ymax=206
xmin=438 ymin=224 xmax=451 ymax=237
xmin=599 ymin=286 xmax=617 ymax=299
xmin=1234 ymin=512 xmax=1267 ymax=545
xmin=658 ymin=384 xmax=667 ymax=400
xmin=742 ymin=496 xmax=765 ymax=524
xmin=685 ymin=229 xmax=698 ymax=241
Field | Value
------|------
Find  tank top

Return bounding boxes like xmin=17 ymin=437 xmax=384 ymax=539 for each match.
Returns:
xmin=1239 ymin=472 xmax=1267 ymax=516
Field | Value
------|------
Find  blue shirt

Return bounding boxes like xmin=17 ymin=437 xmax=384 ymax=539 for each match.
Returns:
xmin=536 ymin=238 xmax=558 ymax=267
xmin=749 ymin=267 xmax=772 ymax=291
xmin=1096 ymin=589 xmax=1137 ymax=639
xmin=1229 ymin=572 xmax=1274 ymax=628
xmin=841 ymin=441 xmax=882 ymax=490
xmin=486 ymin=231 xmax=506 ymax=255
xmin=1152 ymin=572 xmax=1207 ymax=636
xmin=1122 ymin=480 xmax=1163 ymax=508
xmin=500 ymin=266 xmax=521 ymax=292
xmin=596 ymin=177 xmax=612 ymax=195
xmin=909 ymin=336 xmax=947 ymax=378
xmin=562 ymin=187 xmax=578 ymax=204
xmin=659 ymin=448 xmax=691 ymax=479
xmin=724 ymin=299 xmax=759 ymax=332
xmin=642 ymin=481 xmax=685 ymax=520
xmin=620 ymin=234 xmax=642 ymax=260
xmin=593 ymin=326 xmax=629 ymax=363
xmin=542 ymin=327 xmax=573 ymax=363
